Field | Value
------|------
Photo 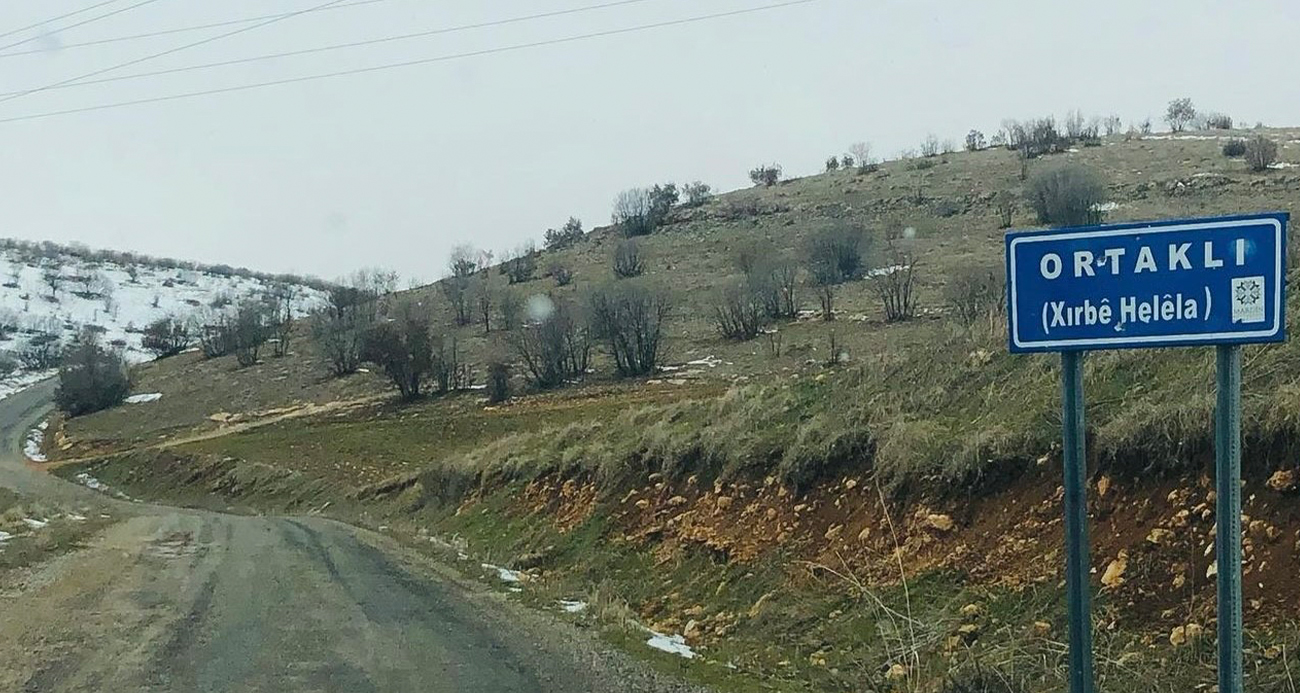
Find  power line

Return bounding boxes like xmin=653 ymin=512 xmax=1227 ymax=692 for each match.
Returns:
xmin=0 ymin=0 xmax=817 ymax=125
xmin=0 ymin=0 xmax=352 ymax=107
xmin=0 ymin=0 xmax=400 ymax=59
xmin=0 ymin=0 xmax=666 ymax=96
xmin=0 ymin=0 xmax=167 ymax=53
xmin=0 ymin=0 xmax=122 ymax=42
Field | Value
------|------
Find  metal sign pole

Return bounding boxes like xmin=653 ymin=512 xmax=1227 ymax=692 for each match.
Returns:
xmin=1215 ymin=344 xmax=1244 ymax=693
xmin=1061 ymin=350 xmax=1096 ymax=693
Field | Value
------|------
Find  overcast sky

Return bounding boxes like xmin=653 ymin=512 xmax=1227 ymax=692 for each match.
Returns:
xmin=0 ymin=0 xmax=1296 ymax=283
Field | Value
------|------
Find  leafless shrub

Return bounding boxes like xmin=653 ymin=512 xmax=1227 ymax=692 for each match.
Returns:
xmin=612 ymin=188 xmax=656 ymax=237
xmin=920 ymin=134 xmax=940 ymax=158
xmin=1222 ymin=139 xmax=1248 ymax=157
xmin=432 ymin=334 xmax=471 ymax=394
xmin=711 ymin=280 xmax=765 ymax=341
xmin=1245 ymin=135 xmax=1278 ymax=172
xmin=1064 ymin=109 xmax=1086 ymax=139
xmin=1026 ymin=163 xmax=1108 ymax=227
xmin=849 ymin=142 xmax=873 ymax=171
xmin=511 ymin=298 xmax=590 ymax=389
xmin=1202 ymin=112 xmax=1233 ymax=130
xmin=1103 ymin=114 xmax=1122 ymax=136
xmin=825 ymin=156 xmax=840 ymax=172
xmin=548 ymin=260 xmax=574 ymax=287
xmin=264 ymin=284 xmax=296 ymax=357
xmin=231 ymin=299 xmax=271 ymax=367
xmin=804 ymin=223 xmax=867 ymax=284
xmin=755 ymin=258 xmax=799 ymax=319
xmin=471 ymin=274 xmax=496 ymax=333
xmin=945 ymin=264 xmax=1005 ymax=325
xmin=20 ymin=332 xmax=62 ymax=370
xmin=612 ymin=239 xmax=645 ymax=279
xmin=995 ymin=191 xmax=1016 ymax=229
xmin=965 ymin=130 xmax=986 ymax=151
xmin=504 ymin=242 xmax=538 ymax=284
xmin=867 ymin=223 xmax=920 ymax=322
xmin=141 ymin=316 xmax=192 ymax=358
xmin=486 ymin=361 xmax=510 ymax=404
xmin=587 ymin=280 xmax=671 ymax=377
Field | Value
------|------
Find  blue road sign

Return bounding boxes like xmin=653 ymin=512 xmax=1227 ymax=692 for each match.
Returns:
xmin=1006 ymin=213 xmax=1288 ymax=353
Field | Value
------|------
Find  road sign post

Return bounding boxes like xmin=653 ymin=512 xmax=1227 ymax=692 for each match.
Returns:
xmin=1216 ymin=344 xmax=1244 ymax=693
xmin=1006 ymin=213 xmax=1287 ymax=693
xmin=1061 ymin=350 xmax=1095 ymax=693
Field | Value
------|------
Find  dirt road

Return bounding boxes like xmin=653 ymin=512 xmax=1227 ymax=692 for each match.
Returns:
xmin=0 ymin=382 xmax=707 ymax=693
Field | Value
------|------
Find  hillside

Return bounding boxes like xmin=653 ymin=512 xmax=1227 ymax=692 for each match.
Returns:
xmin=0 ymin=239 xmax=327 ymax=374
xmin=43 ymin=126 xmax=1300 ymax=692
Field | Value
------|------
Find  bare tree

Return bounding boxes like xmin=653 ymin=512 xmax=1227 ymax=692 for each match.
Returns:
xmin=803 ymin=223 xmax=867 ymax=284
xmin=264 ymin=284 xmax=296 ymax=357
xmin=919 ymin=134 xmax=940 ymax=158
xmin=55 ymin=330 xmax=130 ymax=417
xmin=995 ymin=191 xmax=1017 ymax=229
xmin=511 ymin=298 xmax=590 ymax=389
xmin=543 ymin=217 xmax=584 ymax=250
xmin=503 ymin=242 xmax=538 ymax=284
xmin=587 ymin=280 xmax=671 ymax=377
xmin=1103 ymin=114 xmax=1123 ymax=136
xmin=41 ymin=264 xmax=63 ymax=301
xmin=471 ymin=274 xmax=496 ymax=333
xmin=232 ymin=299 xmax=270 ymax=367
xmin=1165 ymin=98 xmax=1196 ymax=133
xmin=965 ymin=130 xmax=986 ymax=151
xmin=849 ymin=142 xmax=873 ymax=171
xmin=612 ymin=188 xmax=656 ymax=237
xmin=613 ymin=239 xmax=645 ymax=279
xmin=548 ymin=260 xmax=574 ymax=287
xmin=1064 ymin=109 xmax=1086 ymax=139
xmin=311 ymin=283 xmax=378 ymax=376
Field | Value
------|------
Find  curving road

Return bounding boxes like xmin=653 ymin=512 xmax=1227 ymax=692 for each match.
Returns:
xmin=0 ymin=382 xmax=703 ymax=693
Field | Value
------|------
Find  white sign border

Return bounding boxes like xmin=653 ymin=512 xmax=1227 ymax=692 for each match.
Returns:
xmin=1009 ymin=218 xmax=1284 ymax=350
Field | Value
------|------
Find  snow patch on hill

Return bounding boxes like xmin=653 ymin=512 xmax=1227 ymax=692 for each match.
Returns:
xmin=0 ymin=248 xmax=327 ymax=364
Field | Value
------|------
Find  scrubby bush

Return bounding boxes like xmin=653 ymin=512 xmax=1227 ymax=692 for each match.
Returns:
xmin=543 ymin=217 xmax=584 ymax=250
xmin=231 ymin=300 xmax=271 ymax=367
xmin=1165 ymin=97 xmax=1196 ymax=132
xmin=141 ymin=316 xmax=192 ymax=358
xmin=825 ymin=156 xmax=840 ymax=172
xmin=749 ymin=164 xmax=782 ymax=187
xmin=612 ymin=188 xmax=656 ymax=237
xmin=1103 ymin=114 xmax=1122 ymax=136
xmin=612 ymin=239 xmax=645 ymax=279
xmin=946 ymin=264 xmax=1006 ymax=325
xmin=432 ymin=334 xmax=470 ymax=394
xmin=0 ymin=353 xmax=19 ymax=378
xmin=1245 ymin=135 xmax=1278 ymax=172
xmin=849 ymin=142 xmax=873 ymax=171
xmin=511 ymin=298 xmax=590 ymax=389
xmin=1203 ymin=112 xmax=1233 ymax=130
xmin=471 ymin=274 xmax=495 ymax=332
xmin=1222 ymin=138 xmax=1248 ymax=157
xmin=362 ymin=303 xmax=434 ymax=401
xmin=587 ymin=280 xmax=671 ymax=377
xmin=1064 ymin=109 xmax=1086 ymax=139
xmin=549 ymin=261 xmax=574 ymax=287
xmin=442 ymin=245 xmax=483 ymax=326
xmin=804 ymin=223 xmax=867 ymax=284
xmin=504 ymin=242 xmax=538 ymax=284
xmin=965 ymin=130 xmax=986 ymax=151
xmin=197 ymin=311 xmax=236 ymax=358
xmin=1025 ymin=163 xmax=1108 ymax=227
xmin=264 ymin=286 xmax=296 ymax=358
xmin=682 ymin=181 xmax=713 ymax=207
xmin=499 ymin=289 xmax=523 ymax=331
xmin=19 ymin=332 xmax=61 ymax=370
xmin=995 ymin=191 xmax=1016 ymax=229
xmin=55 ymin=330 xmax=130 ymax=417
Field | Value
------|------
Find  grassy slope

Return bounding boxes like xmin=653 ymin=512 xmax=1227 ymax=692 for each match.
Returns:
xmin=50 ymin=128 xmax=1300 ymax=691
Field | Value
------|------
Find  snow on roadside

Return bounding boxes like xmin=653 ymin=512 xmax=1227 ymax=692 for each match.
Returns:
xmin=74 ymin=472 xmax=132 ymax=500
xmin=645 ymin=630 xmax=698 ymax=659
xmin=559 ymin=600 xmax=588 ymax=613
xmin=23 ymin=421 xmax=47 ymax=462
xmin=0 ymin=369 xmax=56 ymax=402
xmin=124 ymin=393 xmax=162 ymax=404
xmin=481 ymin=563 xmax=525 ymax=583
xmin=0 ymin=530 xmax=12 ymax=544
xmin=22 ymin=518 xmax=48 ymax=529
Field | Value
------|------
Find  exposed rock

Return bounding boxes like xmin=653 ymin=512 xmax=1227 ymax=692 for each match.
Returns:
xmin=1096 ymin=475 xmax=1111 ymax=497
xmin=1266 ymin=469 xmax=1297 ymax=493
xmin=844 ymin=479 xmax=858 ymax=491
xmin=1147 ymin=528 xmax=1174 ymax=545
xmin=1101 ymin=552 xmax=1128 ymax=589
xmin=824 ymin=525 xmax=843 ymax=541
xmin=1185 ymin=623 xmax=1204 ymax=641
xmin=1206 ymin=561 xmax=1218 ymax=579
xmin=959 ymin=603 xmax=982 ymax=618
xmin=765 ymin=508 xmax=778 ymax=520
xmin=857 ymin=526 xmax=872 ymax=543
xmin=925 ymin=513 xmax=955 ymax=532
xmin=1169 ymin=626 xmax=1187 ymax=647
xmin=635 ymin=499 xmax=651 ymax=509
xmin=716 ymin=496 xmax=733 ymax=511
xmin=667 ymin=496 xmax=688 ymax=507
xmin=886 ymin=663 xmax=908 ymax=680
xmin=1033 ymin=621 xmax=1052 ymax=636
